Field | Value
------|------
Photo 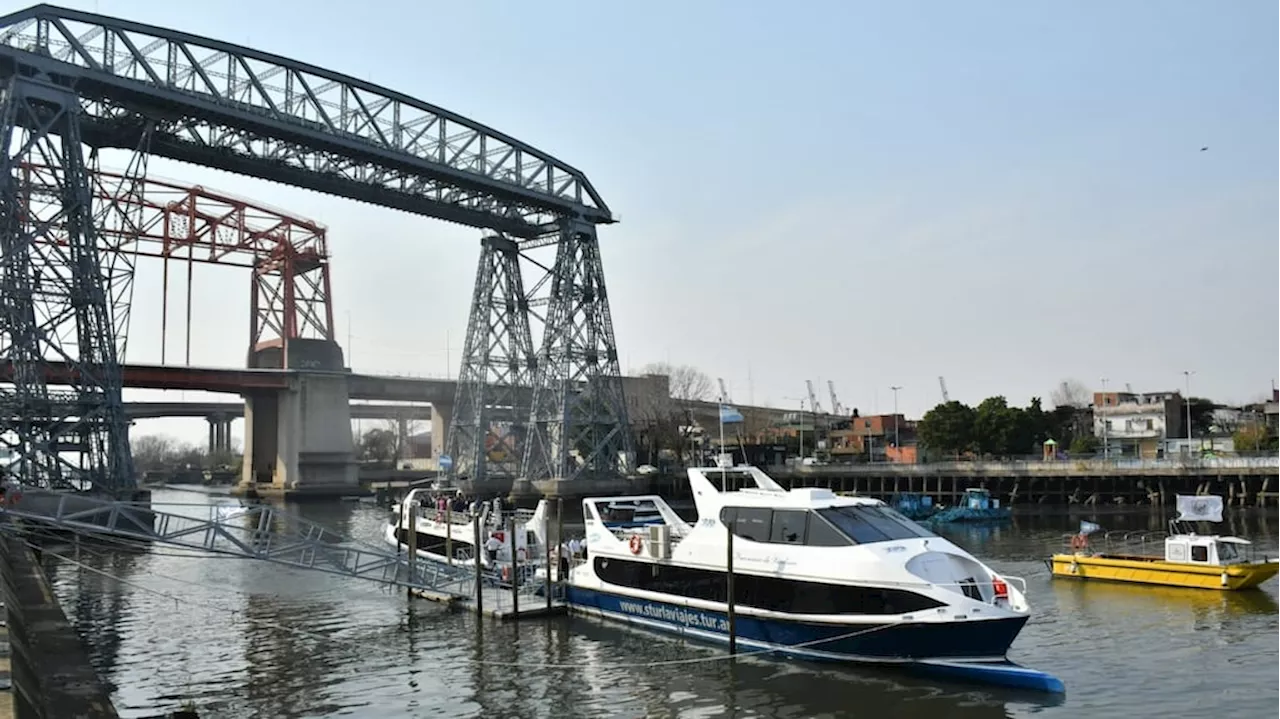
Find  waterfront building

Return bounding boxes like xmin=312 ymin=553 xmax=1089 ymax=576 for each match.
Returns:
xmin=1092 ymin=390 xmax=1186 ymax=458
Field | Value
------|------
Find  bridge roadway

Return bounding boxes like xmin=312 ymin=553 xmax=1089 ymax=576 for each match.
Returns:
xmin=0 ymin=360 xmax=455 ymax=404
xmin=125 ymin=401 xmax=432 ymax=421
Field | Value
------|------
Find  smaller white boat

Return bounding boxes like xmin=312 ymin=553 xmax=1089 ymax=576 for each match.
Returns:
xmin=384 ymin=489 xmax=550 ymax=573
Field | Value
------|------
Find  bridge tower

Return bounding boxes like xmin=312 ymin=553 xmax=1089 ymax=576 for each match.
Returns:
xmin=446 ymin=235 xmax=536 ymax=484
xmin=518 ymin=219 xmax=633 ymax=491
xmin=0 ymin=73 xmax=137 ymax=494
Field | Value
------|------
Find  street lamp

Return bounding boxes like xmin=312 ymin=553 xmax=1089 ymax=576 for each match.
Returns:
xmin=1183 ymin=370 xmax=1195 ymax=442
xmin=890 ymin=386 xmax=902 ymax=450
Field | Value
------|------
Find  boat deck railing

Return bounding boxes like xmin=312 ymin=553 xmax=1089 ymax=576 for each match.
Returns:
xmin=1056 ymin=530 xmax=1170 ymax=557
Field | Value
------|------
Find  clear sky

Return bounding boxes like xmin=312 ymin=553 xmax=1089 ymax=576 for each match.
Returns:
xmin=9 ymin=0 xmax=1277 ymax=447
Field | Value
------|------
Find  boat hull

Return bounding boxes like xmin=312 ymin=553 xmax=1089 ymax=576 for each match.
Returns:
xmin=565 ymin=586 xmax=1028 ymax=662
xmin=1049 ymin=553 xmax=1280 ymax=590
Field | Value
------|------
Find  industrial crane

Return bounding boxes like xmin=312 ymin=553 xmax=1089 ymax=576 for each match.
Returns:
xmin=827 ymin=380 xmax=843 ymax=416
xmin=806 ymin=380 xmax=823 ymax=416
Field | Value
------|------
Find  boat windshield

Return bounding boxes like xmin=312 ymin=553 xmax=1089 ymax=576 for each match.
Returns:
xmin=1217 ymin=541 xmax=1240 ymax=562
xmin=817 ymin=505 xmax=936 ymax=544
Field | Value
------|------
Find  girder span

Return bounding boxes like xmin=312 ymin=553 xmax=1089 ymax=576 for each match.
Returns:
xmin=21 ymin=162 xmax=335 ymax=365
xmin=0 ymin=4 xmax=611 ymax=237
xmin=2 ymin=493 xmax=477 ymax=596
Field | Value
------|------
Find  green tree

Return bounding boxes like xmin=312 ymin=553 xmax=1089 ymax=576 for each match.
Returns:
xmin=974 ymin=396 xmax=1035 ymax=456
xmin=358 ymin=427 xmax=398 ymax=463
xmin=1186 ymin=398 xmax=1216 ymax=437
xmin=973 ymin=397 xmax=1009 ymax=455
xmin=1069 ymin=434 xmax=1099 ymax=455
xmin=918 ymin=401 xmax=975 ymax=455
xmin=1233 ymin=424 xmax=1278 ymax=452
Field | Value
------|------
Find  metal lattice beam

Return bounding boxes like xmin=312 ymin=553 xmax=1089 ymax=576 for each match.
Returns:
xmin=0 ymin=4 xmax=611 ymax=238
xmin=1 ymin=493 xmax=476 ymax=595
xmin=446 ymin=235 xmax=536 ymax=482
xmin=521 ymin=221 xmax=633 ymax=482
xmin=0 ymin=72 xmax=135 ymax=493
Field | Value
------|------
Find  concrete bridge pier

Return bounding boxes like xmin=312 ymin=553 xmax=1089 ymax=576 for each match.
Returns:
xmin=236 ymin=373 xmax=359 ymax=497
xmin=207 ymin=413 xmax=233 ymax=455
xmin=236 ymin=338 xmax=359 ymax=497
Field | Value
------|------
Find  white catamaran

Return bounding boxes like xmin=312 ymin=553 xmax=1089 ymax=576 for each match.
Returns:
xmin=562 ymin=465 xmax=1060 ymax=691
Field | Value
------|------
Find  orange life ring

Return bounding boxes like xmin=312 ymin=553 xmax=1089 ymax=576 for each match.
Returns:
xmin=501 ymin=565 xmax=511 ymax=582
xmin=628 ymin=534 xmax=643 ymax=555
xmin=1070 ymin=534 xmax=1087 ymax=551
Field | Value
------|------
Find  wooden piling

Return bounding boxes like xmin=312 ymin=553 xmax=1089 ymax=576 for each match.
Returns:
xmin=445 ymin=502 xmax=453 ymax=566
xmin=726 ymin=523 xmax=736 ymax=655
xmin=406 ymin=501 xmax=417 ymax=599
xmin=556 ymin=497 xmax=565 ymax=594
xmin=507 ymin=516 xmax=519 ymax=619
xmin=544 ymin=504 xmax=553 ymax=611
xmin=473 ymin=512 xmax=483 ymax=616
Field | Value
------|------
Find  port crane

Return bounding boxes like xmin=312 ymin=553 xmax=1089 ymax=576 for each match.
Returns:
xmin=827 ymin=380 xmax=844 ymax=416
xmin=805 ymin=380 xmax=824 ymax=415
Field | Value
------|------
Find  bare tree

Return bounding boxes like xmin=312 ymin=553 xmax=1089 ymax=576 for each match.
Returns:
xmin=131 ymin=434 xmax=179 ymax=472
xmin=1050 ymin=379 xmax=1092 ymax=409
xmin=380 ymin=418 xmax=427 ymax=461
xmin=643 ymin=362 xmax=713 ymax=402
xmin=638 ymin=363 xmax=714 ymax=464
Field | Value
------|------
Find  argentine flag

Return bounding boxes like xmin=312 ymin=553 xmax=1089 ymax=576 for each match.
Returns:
xmin=719 ymin=405 xmax=745 ymax=424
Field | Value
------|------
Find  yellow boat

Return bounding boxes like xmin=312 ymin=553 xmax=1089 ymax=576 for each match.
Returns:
xmin=1049 ymin=495 xmax=1280 ymax=591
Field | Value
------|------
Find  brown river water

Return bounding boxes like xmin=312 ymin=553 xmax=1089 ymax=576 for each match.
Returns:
xmin=41 ymin=488 xmax=1280 ymax=718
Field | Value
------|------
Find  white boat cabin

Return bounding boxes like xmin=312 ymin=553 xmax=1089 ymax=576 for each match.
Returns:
xmin=1164 ymin=534 xmax=1253 ymax=567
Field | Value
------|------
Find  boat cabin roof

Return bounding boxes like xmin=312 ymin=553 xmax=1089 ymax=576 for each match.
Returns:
xmin=1178 ymin=534 xmax=1252 ymax=545
xmin=686 ymin=466 xmax=884 ymax=513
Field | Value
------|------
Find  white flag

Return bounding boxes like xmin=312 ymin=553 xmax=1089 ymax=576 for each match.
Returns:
xmin=1175 ymin=495 xmax=1223 ymax=523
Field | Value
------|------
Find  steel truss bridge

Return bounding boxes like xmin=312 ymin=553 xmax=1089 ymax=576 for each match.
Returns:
xmin=0 ymin=3 xmax=632 ymax=591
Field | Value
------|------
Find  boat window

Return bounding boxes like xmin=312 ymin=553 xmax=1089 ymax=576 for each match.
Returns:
xmin=805 ymin=513 xmax=853 ymax=546
xmin=1190 ymin=545 xmax=1209 ymax=562
xmin=720 ymin=507 xmax=772 ymax=542
xmin=1217 ymin=542 xmax=1239 ymax=562
xmin=770 ymin=510 xmax=808 ymax=545
xmin=818 ymin=506 xmax=935 ymax=544
xmin=593 ymin=557 xmax=944 ymax=615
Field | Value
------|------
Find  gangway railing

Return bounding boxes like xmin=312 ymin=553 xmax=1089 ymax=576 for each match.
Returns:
xmin=0 ymin=493 xmax=476 ymax=597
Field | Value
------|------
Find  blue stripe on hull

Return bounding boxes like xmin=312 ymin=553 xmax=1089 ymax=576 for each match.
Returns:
xmin=566 ymin=586 xmax=1027 ymax=662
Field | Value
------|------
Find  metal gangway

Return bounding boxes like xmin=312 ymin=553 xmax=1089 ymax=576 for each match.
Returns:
xmin=0 ymin=491 xmax=477 ymax=599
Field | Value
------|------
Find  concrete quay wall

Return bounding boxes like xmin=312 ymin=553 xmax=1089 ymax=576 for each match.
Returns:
xmin=0 ymin=535 xmax=120 ymax=719
xmin=772 ymin=456 xmax=1280 ymax=479
xmin=764 ymin=457 xmax=1279 ymax=507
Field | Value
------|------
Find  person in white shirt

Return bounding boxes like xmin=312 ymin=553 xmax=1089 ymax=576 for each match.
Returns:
xmin=568 ymin=537 xmax=582 ymax=559
xmin=484 ymin=534 xmax=502 ymax=563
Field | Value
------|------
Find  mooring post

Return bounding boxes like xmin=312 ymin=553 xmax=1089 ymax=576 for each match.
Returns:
xmin=556 ymin=497 xmax=566 ymax=597
xmin=407 ymin=501 xmax=418 ymax=599
xmin=473 ymin=511 xmax=483 ymax=616
xmin=445 ymin=502 xmax=453 ymax=566
xmin=544 ymin=505 xmax=553 ymax=611
xmin=726 ymin=522 xmax=736 ymax=655
xmin=507 ymin=516 xmax=519 ymax=619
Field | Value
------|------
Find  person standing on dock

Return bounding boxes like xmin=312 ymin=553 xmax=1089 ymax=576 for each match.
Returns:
xmin=484 ymin=533 xmax=501 ymax=564
xmin=557 ymin=542 xmax=570 ymax=579
xmin=491 ymin=495 xmax=504 ymax=527
xmin=569 ymin=536 xmax=582 ymax=560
